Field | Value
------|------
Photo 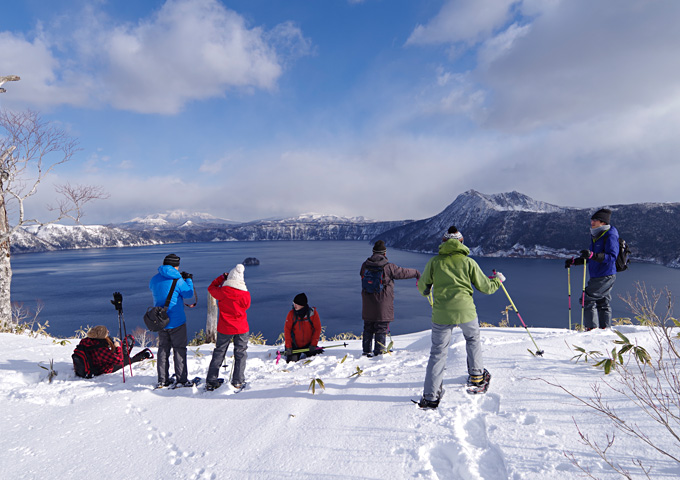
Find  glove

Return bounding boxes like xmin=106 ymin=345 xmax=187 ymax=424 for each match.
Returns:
xmin=181 ymin=271 xmax=193 ymax=280
xmin=423 ymin=284 xmax=432 ymax=296
xmin=573 ymin=257 xmax=585 ymax=265
xmin=284 ymin=348 xmax=293 ymax=356
xmin=111 ymin=292 xmax=123 ymax=311
xmin=564 ymin=258 xmax=574 ymax=268
xmin=493 ymin=272 xmax=506 ymax=283
xmin=580 ymin=250 xmax=593 ymax=260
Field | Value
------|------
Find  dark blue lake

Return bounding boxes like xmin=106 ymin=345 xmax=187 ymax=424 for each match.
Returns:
xmin=9 ymin=241 xmax=680 ymax=342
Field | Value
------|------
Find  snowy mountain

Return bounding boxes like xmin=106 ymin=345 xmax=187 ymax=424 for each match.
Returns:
xmin=10 ymin=224 xmax=160 ymax=253
xmin=274 ymin=213 xmax=376 ymax=223
xmin=1 ymin=327 xmax=677 ymax=479
xmin=376 ymin=190 xmax=680 ymax=267
xmin=119 ymin=210 xmax=239 ymax=230
xmin=9 ymin=190 xmax=680 ymax=268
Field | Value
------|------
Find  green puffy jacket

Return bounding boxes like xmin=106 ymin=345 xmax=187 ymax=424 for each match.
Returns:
xmin=418 ymin=239 xmax=501 ymax=325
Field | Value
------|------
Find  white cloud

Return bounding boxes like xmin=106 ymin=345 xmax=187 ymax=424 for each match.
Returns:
xmin=406 ymin=0 xmax=519 ymax=46
xmin=0 ymin=0 xmax=311 ymax=114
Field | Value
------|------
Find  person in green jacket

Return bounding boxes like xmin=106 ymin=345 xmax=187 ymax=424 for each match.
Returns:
xmin=416 ymin=226 xmax=505 ymax=409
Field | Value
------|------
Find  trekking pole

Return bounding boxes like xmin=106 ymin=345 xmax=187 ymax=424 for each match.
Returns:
xmin=275 ymin=343 xmax=348 ymax=364
xmin=120 ymin=307 xmax=134 ymax=378
xmin=111 ymin=292 xmax=126 ymax=383
xmin=567 ymin=265 xmax=572 ymax=330
xmin=493 ymin=271 xmax=544 ymax=357
xmin=581 ymin=262 xmax=587 ymax=330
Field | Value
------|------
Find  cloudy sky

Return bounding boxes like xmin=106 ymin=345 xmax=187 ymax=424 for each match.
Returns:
xmin=1 ymin=0 xmax=679 ymax=224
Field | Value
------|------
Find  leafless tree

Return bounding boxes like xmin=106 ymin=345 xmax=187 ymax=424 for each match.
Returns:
xmin=0 ymin=109 xmax=108 ymax=329
xmin=546 ymin=283 xmax=680 ymax=478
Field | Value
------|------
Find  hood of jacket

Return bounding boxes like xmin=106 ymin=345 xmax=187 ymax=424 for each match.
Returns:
xmin=364 ymin=253 xmax=389 ymax=268
xmin=157 ymin=264 xmax=182 ymax=279
xmin=438 ymin=239 xmax=470 ymax=257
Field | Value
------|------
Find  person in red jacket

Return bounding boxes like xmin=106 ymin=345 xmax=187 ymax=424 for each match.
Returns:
xmin=206 ymin=264 xmax=251 ymax=391
xmin=284 ymin=293 xmax=323 ymax=363
xmin=73 ymin=325 xmax=152 ymax=377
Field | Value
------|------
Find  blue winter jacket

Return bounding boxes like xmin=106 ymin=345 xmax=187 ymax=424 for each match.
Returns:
xmin=149 ymin=265 xmax=195 ymax=329
xmin=589 ymin=226 xmax=619 ymax=278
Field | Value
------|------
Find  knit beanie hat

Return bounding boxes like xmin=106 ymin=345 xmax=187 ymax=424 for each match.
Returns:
xmin=87 ymin=325 xmax=109 ymax=339
xmin=443 ymin=225 xmax=463 ymax=240
xmin=293 ymin=293 xmax=308 ymax=306
xmin=591 ymin=208 xmax=612 ymax=224
xmin=224 ymin=264 xmax=247 ymax=291
xmin=373 ymin=240 xmax=387 ymax=254
xmin=163 ymin=253 xmax=181 ymax=267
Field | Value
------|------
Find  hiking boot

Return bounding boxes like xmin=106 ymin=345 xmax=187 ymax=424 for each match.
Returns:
xmin=231 ymin=383 xmax=244 ymax=389
xmin=179 ymin=380 xmax=195 ymax=388
xmin=416 ymin=397 xmax=440 ymax=409
xmin=362 ymin=352 xmax=373 ymax=358
xmin=156 ymin=379 xmax=173 ymax=388
xmin=206 ymin=381 xmax=220 ymax=391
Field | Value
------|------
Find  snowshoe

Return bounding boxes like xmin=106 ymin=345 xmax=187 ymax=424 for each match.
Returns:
xmin=231 ymin=382 xmax=247 ymax=393
xmin=206 ymin=378 xmax=225 ymax=392
xmin=169 ymin=376 xmax=201 ymax=389
xmin=466 ymin=369 xmax=491 ymax=395
xmin=155 ymin=374 xmax=177 ymax=389
xmin=412 ymin=397 xmax=440 ymax=409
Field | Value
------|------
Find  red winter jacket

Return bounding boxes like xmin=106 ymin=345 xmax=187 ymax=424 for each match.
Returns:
xmin=208 ymin=275 xmax=251 ymax=335
xmin=284 ymin=307 xmax=321 ymax=349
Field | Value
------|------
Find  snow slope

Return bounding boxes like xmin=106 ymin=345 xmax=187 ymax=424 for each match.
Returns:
xmin=1 ymin=327 xmax=677 ymax=480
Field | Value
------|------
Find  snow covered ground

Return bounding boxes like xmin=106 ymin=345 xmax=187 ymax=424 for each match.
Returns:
xmin=1 ymin=327 xmax=678 ymax=480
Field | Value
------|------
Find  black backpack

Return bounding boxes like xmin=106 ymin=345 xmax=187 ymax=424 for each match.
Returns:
xmin=615 ymin=237 xmax=631 ymax=272
xmin=72 ymin=343 xmax=103 ymax=378
xmin=362 ymin=266 xmax=385 ymax=294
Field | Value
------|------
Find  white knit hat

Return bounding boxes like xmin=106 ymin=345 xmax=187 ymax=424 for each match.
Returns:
xmin=224 ymin=264 xmax=247 ymax=291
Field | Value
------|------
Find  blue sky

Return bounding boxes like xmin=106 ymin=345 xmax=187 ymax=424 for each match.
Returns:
xmin=1 ymin=0 xmax=679 ymax=224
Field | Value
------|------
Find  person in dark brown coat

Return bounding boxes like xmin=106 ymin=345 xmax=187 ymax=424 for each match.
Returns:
xmin=360 ymin=240 xmax=420 ymax=357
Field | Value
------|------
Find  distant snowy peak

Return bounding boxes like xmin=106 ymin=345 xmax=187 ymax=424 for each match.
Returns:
xmin=274 ymin=213 xmax=376 ymax=224
xmin=449 ymin=190 xmax=568 ymax=214
xmin=121 ymin=210 xmax=238 ymax=228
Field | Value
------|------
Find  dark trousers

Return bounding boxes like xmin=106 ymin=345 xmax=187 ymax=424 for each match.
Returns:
xmin=584 ymin=275 xmax=616 ymax=329
xmin=157 ymin=324 xmax=188 ymax=384
xmin=207 ymin=332 xmax=249 ymax=386
xmin=362 ymin=321 xmax=389 ymax=355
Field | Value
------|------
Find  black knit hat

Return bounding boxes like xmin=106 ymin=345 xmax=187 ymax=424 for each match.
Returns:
xmin=591 ymin=208 xmax=612 ymax=224
xmin=373 ymin=240 xmax=387 ymax=254
xmin=293 ymin=293 xmax=308 ymax=306
xmin=163 ymin=253 xmax=180 ymax=267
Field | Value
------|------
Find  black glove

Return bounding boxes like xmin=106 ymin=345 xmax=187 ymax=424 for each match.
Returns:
xmin=579 ymin=250 xmax=592 ymax=260
xmin=181 ymin=271 xmax=193 ymax=280
xmin=284 ymin=348 xmax=293 ymax=356
xmin=564 ymin=258 xmax=574 ymax=268
xmin=573 ymin=257 xmax=585 ymax=265
xmin=111 ymin=292 xmax=123 ymax=311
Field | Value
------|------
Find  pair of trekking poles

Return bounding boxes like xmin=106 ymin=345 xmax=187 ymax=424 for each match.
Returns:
xmin=566 ymin=262 xmax=588 ymax=331
xmin=426 ymin=271 xmax=545 ymax=357
xmin=111 ymin=292 xmax=134 ymax=382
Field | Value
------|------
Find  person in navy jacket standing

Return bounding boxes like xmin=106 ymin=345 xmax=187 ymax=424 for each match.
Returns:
xmin=149 ymin=253 xmax=196 ymax=387
xmin=566 ymin=208 xmax=619 ymax=330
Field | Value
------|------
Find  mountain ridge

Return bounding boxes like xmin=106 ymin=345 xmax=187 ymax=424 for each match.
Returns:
xmin=9 ymin=190 xmax=680 ymax=268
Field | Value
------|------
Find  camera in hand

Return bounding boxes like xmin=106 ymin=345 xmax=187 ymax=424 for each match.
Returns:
xmin=181 ymin=271 xmax=193 ymax=280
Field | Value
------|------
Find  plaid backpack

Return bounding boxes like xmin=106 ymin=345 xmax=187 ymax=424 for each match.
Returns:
xmin=72 ymin=343 xmax=103 ymax=378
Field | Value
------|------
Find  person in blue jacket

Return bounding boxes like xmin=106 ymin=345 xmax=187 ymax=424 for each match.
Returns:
xmin=149 ymin=253 xmax=196 ymax=387
xmin=566 ymin=208 xmax=619 ymax=330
